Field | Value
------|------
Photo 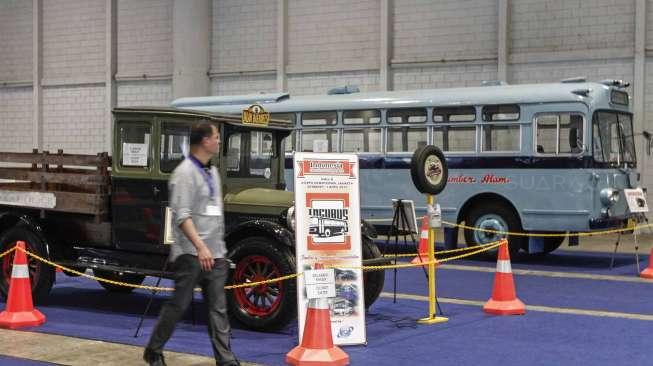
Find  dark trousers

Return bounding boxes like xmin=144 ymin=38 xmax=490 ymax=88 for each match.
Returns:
xmin=146 ymin=254 xmax=236 ymax=365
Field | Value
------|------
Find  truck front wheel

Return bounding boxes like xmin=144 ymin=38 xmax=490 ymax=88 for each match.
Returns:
xmin=227 ymin=236 xmax=297 ymax=331
xmin=0 ymin=226 xmax=55 ymax=303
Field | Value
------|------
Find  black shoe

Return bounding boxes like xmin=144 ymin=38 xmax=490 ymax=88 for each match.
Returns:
xmin=143 ymin=348 xmax=167 ymax=366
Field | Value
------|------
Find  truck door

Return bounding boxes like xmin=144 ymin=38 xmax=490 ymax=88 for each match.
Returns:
xmin=112 ymin=120 xmax=166 ymax=252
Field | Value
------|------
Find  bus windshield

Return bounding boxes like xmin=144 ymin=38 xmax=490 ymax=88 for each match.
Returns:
xmin=592 ymin=111 xmax=636 ymax=167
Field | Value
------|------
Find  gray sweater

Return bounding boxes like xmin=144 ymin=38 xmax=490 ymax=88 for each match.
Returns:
xmin=168 ymin=158 xmax=226 ymax=262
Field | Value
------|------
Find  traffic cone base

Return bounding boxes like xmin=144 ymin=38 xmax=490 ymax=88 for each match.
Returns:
xmin=640 ymin=248 xmax=653 ymax=279
xmin=0 ymin=241 xmax=46 ymax=329
xmin=483 ymin=298 xmax=526 ymax=315
xmin=483 ymin=239 xmax=526 ymax=316
xmin=285 ymin=347 xmax=349 ymax=366
xmin=0 ymin=309 xmax=45 ymax=329
xmin=641 ymin=268 xmax=653 ymax=279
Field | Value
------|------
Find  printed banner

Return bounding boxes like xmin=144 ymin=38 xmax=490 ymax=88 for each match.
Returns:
xmin=294 ymin=152 xmax=366 ymax=345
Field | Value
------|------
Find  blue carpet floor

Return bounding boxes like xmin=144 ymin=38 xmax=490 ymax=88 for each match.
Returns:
xmin=1 ymin=249 xmax=652 ymax=366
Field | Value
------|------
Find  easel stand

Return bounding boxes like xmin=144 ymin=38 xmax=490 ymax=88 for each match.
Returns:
xmin=610 ymin=214 xmax=651 ymax=274
xmin=385 ymin=199 xmax=417 ymax=303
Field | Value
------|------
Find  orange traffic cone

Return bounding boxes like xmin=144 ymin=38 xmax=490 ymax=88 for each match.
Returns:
xmin=641 ymin=248 xmax=653 ymax=279
xmin=411 ymin=216 xmax=430 ymax=267
xmin=286 ymin=263 xmax=348 ymax=366
xmin=0 ymin=241 xmax=46 ymax=329
xmin=483 ymin=239 xmax=526 ymax=315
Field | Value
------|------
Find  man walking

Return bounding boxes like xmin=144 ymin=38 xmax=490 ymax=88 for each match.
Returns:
xmin=143 ymin=122 xmax=239 ymax=366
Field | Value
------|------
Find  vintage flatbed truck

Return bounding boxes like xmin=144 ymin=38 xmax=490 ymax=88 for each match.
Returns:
xmin=0 ymin=107 xmax=385 ymax=331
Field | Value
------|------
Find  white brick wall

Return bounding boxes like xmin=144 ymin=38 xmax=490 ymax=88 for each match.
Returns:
xmin=0 ymin=87 xmax=33 ymax=152
xmin=211 ymin=74 xmax=277 ymax=95
xmin=392 ymin=0 xmax=497 ymax=62
xmin=212 ymin=0 xmax=277 ymax=73
xmin=117 ymin=80 xmax=172 ymax=107
xmin=511 ymin=59 xmax=634 ymax=85
xmin=117 ymin=0 xmax=173 ymax=78
xmin=287 ymin=70 xmax=380 ymax=95
xmin=42 ymin=86 xmax=106 ymax=154
xmin=0 ymin=0 xmax=33 ymax=82
xmin=511 ymin=0 xmax=634 ymax=54
xmin=43 ymin=0 xmax=106 ymax=84
xmin=393 ymin=63 xmax=497 ymax=90
xmin=287 ymin=0 xmax=380 ymax=73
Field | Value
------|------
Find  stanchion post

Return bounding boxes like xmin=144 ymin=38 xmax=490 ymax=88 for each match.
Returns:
xmin=418 ymin=194 xmax=448 ymax=325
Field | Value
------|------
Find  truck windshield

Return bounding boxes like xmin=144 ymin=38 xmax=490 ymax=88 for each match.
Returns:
xmin=592 ymin=111 xmax=636 ymax=167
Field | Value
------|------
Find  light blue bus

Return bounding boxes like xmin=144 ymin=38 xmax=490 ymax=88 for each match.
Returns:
xmin=171 ymin=78 xmax=641 ymax=256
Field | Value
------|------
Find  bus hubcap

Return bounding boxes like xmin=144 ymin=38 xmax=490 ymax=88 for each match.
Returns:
xmin=474 ymin=215 xmax=508 ymax=243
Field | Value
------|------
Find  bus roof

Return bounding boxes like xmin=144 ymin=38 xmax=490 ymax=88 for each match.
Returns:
xmin=170 ymin=81 xmax=630 ymax=114
xmin=112 ymin=106 xmax=293 ymax=130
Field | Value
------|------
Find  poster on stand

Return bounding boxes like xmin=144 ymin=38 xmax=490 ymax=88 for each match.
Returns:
xmin=293 ymin=152 xmax=366 ymax=345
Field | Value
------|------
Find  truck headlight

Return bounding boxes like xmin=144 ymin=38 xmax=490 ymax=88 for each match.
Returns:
xmin=600 ymin=188 xmax=620 ymax=206
xmin=286 ymin=205 xmax=296 ymax=232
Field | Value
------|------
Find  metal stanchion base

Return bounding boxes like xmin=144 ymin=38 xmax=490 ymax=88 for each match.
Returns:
xmin=417 ymin=316 xmax=449 ymax=325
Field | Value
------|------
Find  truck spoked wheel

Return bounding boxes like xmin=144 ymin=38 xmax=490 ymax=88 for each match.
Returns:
xmin=227 ymin=236 xmax=296 ymax=331
xmin=0 ymin=226 xmax=54 ymax=303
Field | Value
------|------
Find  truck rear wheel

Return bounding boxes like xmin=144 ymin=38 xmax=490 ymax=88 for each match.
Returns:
xmin=227 ymin=236 xmax=297 ymax=331
xmin=362 ymin=238 xmax=384 ymax=308
xmin=93 ymin=269 xmax=145 ymax=293
xmin=0 ymin=226 xmax=55 ymax=303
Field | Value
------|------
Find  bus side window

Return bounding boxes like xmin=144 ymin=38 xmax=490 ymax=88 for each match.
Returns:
xmin=535 ymin=113 xmax=584 ymax=155
xmin=301 ymin=129 xmax=339 ymax=152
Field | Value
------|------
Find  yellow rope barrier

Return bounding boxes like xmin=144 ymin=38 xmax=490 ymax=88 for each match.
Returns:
xmin=442 ymin=220 xmax=650 ymax=237
xmin=0 ymin=246 xmax=16 ymax=259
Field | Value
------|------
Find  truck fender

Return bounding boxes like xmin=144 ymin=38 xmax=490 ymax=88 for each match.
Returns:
xmin=0 ymin=213 xmax=52 ymax=259
xmin=225 ymin=220 xmax=294 ymax=249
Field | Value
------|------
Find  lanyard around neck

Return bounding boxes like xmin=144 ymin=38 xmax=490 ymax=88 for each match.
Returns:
xmin=188 ymin=155 xmax=215 ymax=198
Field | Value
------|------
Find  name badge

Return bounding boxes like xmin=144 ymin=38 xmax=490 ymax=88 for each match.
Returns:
xmin=205 ymin=205 xmax=222 ymax=216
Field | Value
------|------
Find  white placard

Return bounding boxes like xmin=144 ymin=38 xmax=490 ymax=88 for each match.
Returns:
xmin=122 ymin=143 xmax=149 ymax=167
xmin=294 ymin=152 xmax=366 ymax=346
xmin=306 ymin=283 xmax=337 ymax=299
xmin=624 ymin=188 xmax=649 ymax=213
xmin=312 ymin=140 xmax=329 ymax=153
xmin=304 ymin=268 xmax=335 ymax=285
xmin=164 ymin=207 xmax=175 ymax=244
xmin=0 ymin=190 xmax=56 ymax=209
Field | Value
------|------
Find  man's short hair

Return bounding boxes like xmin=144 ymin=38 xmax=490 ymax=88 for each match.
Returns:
xmin=190 ymin=121 xmax=216 ymax=146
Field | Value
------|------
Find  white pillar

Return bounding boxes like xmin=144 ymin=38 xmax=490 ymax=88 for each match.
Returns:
xmin=497 ymin=0 xmax=509 ymax=83
xmin=634 ymin=0 xmax=647 ymax=187
xmin=32 ymin=0 xmax=42 ymax=151
xmin=276 ymin=0 xmax=287 ymax=92
xmin=379 ymin=0 xmax=391 ymax=91
xmin=105 ymin=0 xmax=117 ymax=154
xmin=172 ymin=0 xmax=211 ymax=98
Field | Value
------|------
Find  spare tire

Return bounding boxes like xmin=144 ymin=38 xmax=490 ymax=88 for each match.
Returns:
xmin=410 ymin=145 xmax=448 ymax=195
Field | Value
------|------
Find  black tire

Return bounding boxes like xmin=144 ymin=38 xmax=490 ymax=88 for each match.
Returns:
xmin=324 ymin=228 xmax=332 ymax=237
xmin=0 ymin=225 xmax=55 ymax=303
xmin=464 ymin=203 xmax=524 ymax=258
xmin=227 ymin=236 xmax=297 ymax=331
xmin=93 ymin=269 xmax=145 ymax=293
xmin=410 ymin=145 xmax=448 ymax=195
xmin=521 ymin=234 xmax=565 ymax=255
xmin=362 ymin=238 xmax=384 ymax=308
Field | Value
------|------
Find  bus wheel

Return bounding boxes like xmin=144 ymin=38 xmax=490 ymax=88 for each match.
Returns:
xmin=464 ymin=204 xmax=524 ymax=258
xmin=93 ymin=270 xmax=145 ymax=293
xmin=362 ymin=238 xmax=384 ymax=308
xmin=521 ymin=234 xmax=565 ymax=255
xmin=227 ymin=236 xmax=297 ymax=331
xmin=324 ymin=228 xmax=332 ymax=237
xmin=0 ymin=226 xmax=55 ymax=303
